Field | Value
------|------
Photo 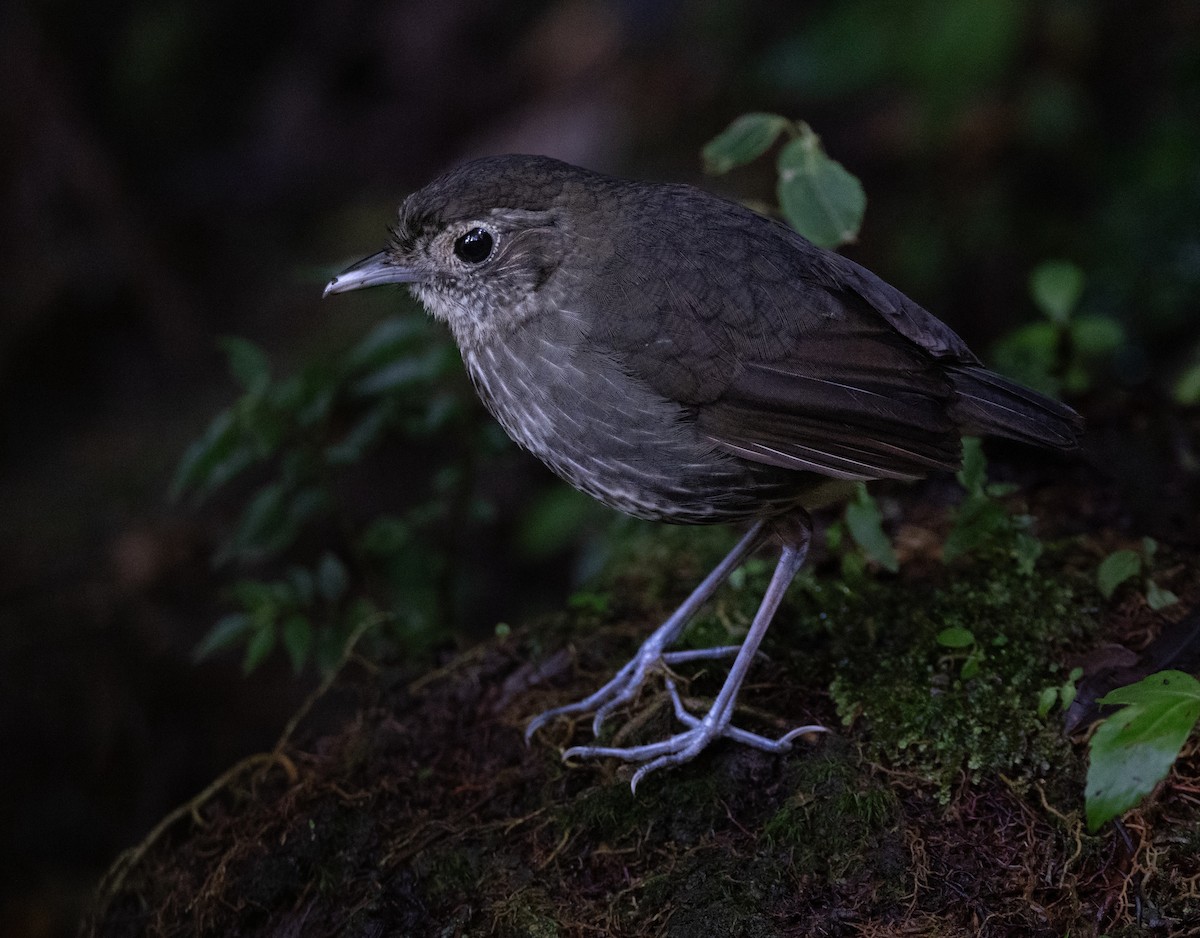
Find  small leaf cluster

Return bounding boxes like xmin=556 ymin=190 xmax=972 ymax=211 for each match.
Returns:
xmin=943 ymin=437 xmax=1042 ymax=574
xmin=824 ymin=484 xmax=899 ymax=579
xmin=703 ymin=113 xmax=866 ymax=249
xmin=175 ymin=315 xmax=487 ymax=672
xmin=991 ymin=260 xmax=1124 ymax=398
xmin=1096 ymin=537 xmax=1179 ymax=611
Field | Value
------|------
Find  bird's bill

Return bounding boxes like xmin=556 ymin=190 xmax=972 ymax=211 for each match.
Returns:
xmin=323 ymin=251 xmax=420 ymax=297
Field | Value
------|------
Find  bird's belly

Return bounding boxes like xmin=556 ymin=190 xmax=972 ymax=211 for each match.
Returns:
xmin=464 ymin=343 xmax=792 ymax=523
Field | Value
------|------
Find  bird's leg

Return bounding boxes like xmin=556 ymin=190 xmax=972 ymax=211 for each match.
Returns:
xmin=524 ymin=521 xmax=770 ymax=742
xmin=562 ymin=512 xmax=827 ymax=792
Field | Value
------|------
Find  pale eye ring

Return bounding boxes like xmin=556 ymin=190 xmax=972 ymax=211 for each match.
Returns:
xmin=453 ymin=227 xmax=495 ymax=264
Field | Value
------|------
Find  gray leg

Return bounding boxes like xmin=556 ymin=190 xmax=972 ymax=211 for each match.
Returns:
xmin=525 ymin=521 xmax=769 ymax=741
xmin=562 ymin=514 xmax=827 ymax=792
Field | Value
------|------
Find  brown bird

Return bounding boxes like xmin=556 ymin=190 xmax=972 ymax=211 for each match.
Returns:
xmin=325 ymin=155 xmax=1082 ymax=790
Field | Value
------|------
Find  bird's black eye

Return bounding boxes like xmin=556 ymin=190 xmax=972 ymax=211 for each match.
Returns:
xmin=453 ymin=227 xmax=494 ymax=264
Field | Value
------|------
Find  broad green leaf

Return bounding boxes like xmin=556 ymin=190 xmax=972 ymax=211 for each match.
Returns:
xmin=1085 ymin=671 xmax=1200 ymax=831
xmin=1097 ymin=549 xmax=1140 ymax=599
xmin=223 ymin=482 xmax=293 ymax=561
xmin=220 ymin=336 xmax=271 ymax=395
xmin=317 ymin=552 xmax=349 ymax=603
xmin=937 ymin=626 xmax=975 ymax=649
xmin=171 ymin=409 xmax=239 ymax=498
xmin=281 ymin=614 xmax=313 ymax=673
xmin=777 ymin=125 xmax=866 ymax=248
xmin=942 ymin=493 xmax=1009 ymax=563
xmin=956 ymin=437 xmax=987 ymax=493
xmin=242 ymin=622 xmax=277 ymax=674
xmin=1174 ymin=362 xmax=1200 ymax=406
xmin=346 ymin=316 xmax=428 ymax=370
xmin=702 ymin=113 xmax=790 ymax=174
xmin=844 ymin=484 xmax=899 ymax=572
xmin=1061 ymin=667 xmax=1084 ymax=709
xmin=990 ymin=321 xmax=1060 ymax=397
xmin=516 ymin=486 xmax=601 ymax=561
xmin=1070 ymin=315 xmax=1124 ymax=356
xmin=1145 ymin=580 xmax=1179 ymax=612
xmin=352 ymin=347 xmax=450 ymax=396
xmin=325 ymin=402 xmax=396 ymax=465
xmin=1037 ymin=685 xmax=1059 ymax=719
xmin=193 ymin=613 xmax=252 ymax=661
xmin=1013 ymin=531 xmax=1043 ymax=576
xmin=1029 ymin=260 xmax=1084 ymax=325
xmin=287 ymin=566 xmax=315 ymax=605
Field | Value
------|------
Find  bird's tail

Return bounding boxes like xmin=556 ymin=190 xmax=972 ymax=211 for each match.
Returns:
xmin=948 ymin=365 xmax=1083 ymax=451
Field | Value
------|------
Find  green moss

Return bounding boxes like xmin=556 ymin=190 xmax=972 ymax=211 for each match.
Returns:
xmin=412 ymin=843 xmax=482 ymax=906
xmin=763 ymin=745 xmax=901 ymax=879
xmin=820 ymin=543 xmax=1093 ymax=795
xmin=560 ymin=769 xmax=730 ymax=845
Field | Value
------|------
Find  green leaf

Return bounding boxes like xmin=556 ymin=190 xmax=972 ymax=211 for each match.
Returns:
xmin=172 ymin=409 xmax=242 ymax=499
xmin=1029 ymin=260 xmax=1084 ymax=325
xmin=220 ymin=336 xmax=272 ymax=395
xmin=346 ymin=316 xmax=428 ymax=370
xmin=1037 ymin=685 xmax=1059 ymax=719
xmin=1069 ymin=315 xmax=1124 ymax=356
xmin=242 ymin=622 xmax=277 ymax=674
xmin=353 ymin=347 xmax=449 ymax=396
xmin=989 ymin=321 xmax=1061 ymax=397
xmin=1085 ymin=671 xmax=1200 ymax=831
xmin=325 ymin=401 xmax=396 ymax=466
xmin=1174 ymin=361 xmax=1200 ymax=406
xmin=844 ymin=484 xmax=899 ymax=572
xmin=287 ymin=566 xmax=315 ymax=605
xmin=960 ymin=648 xmax=984 ymax=679
xmin=281 ymin=614 xmax=313 ymax=673
xmin=1013 ymin=532 xmax=1043 ymax=576
xmin=956 ymin=437 xmax=987 ymax=493
xmin=1061 ymin=667 xmax=1084 ymax=710
xmin=776 ymin=124 xmax=866 ymax=248
xmin=702 ymin=113 xmax=790 ymax=174
xmin=222 ymin=482 xmax=293 ymax=561
xmin=937 ymin=626 xmax=976 ymax=649
xmin=942 ymin=493 xmax=1009 ymax=563
xmin=1145 ymin=579 xmax=1179 ymax=612
xmin=1097 ymin=549 xmax=1141 ymax=599
xmin=193 ymin=613 xmax=253 ymax=661
xmin=317 ymin=552 xmax=349 ymax=603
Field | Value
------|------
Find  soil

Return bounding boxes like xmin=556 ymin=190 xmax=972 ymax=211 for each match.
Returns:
xmin=76 ymin=412 xmax=1200 ymax=938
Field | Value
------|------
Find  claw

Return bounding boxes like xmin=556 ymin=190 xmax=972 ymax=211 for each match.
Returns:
xmin=526 ymin=515 xmax=829 ymax=791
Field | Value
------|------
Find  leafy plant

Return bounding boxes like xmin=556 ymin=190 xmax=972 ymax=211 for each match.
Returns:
xmin=1097 ymin=537 xmax=1179 ymax=611
xmin=175 ymin=313 xmax=500 ymax=672
xmin=704 ymin=113 xmax=866 ymax=248
xmin=943 ymin=437 xmax=1042 ymax=573
xmin=1037 ymin=665 xmax=1083 ymax=719
xmin=991 ymin=259 xmax=1124 ymax=398
xmin=935 ymin=626 xmax=986 ymax=680
xmin=1085 ymin=670 xmax=1200 ymax=831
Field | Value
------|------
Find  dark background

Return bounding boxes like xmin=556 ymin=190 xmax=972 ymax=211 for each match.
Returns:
xmin=1 ymin=1 xmax=1197 ymax=934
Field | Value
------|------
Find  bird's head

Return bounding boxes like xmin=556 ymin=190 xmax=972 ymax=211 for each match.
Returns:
xmin=325 ymin=155 xmax=608 ymax=349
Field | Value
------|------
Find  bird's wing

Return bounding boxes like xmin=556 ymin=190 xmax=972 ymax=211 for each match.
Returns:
xmin=591 ymin=191 xmax=967 ymax=481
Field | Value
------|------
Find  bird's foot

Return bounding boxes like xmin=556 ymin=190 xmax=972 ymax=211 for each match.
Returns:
xmin=523 ymin=642 xmax=744 ymax=742
xmin=563 ymin=679 xmax=827 ymax=792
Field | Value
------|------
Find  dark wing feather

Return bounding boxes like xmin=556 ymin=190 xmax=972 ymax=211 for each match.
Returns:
xmin=590 ymin=184 xmax=970 ymax=482
xmin=695 ymin=316 xmax=963 ymax=481
xmin=590 ymin=182 xmax=1080 ymax=484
